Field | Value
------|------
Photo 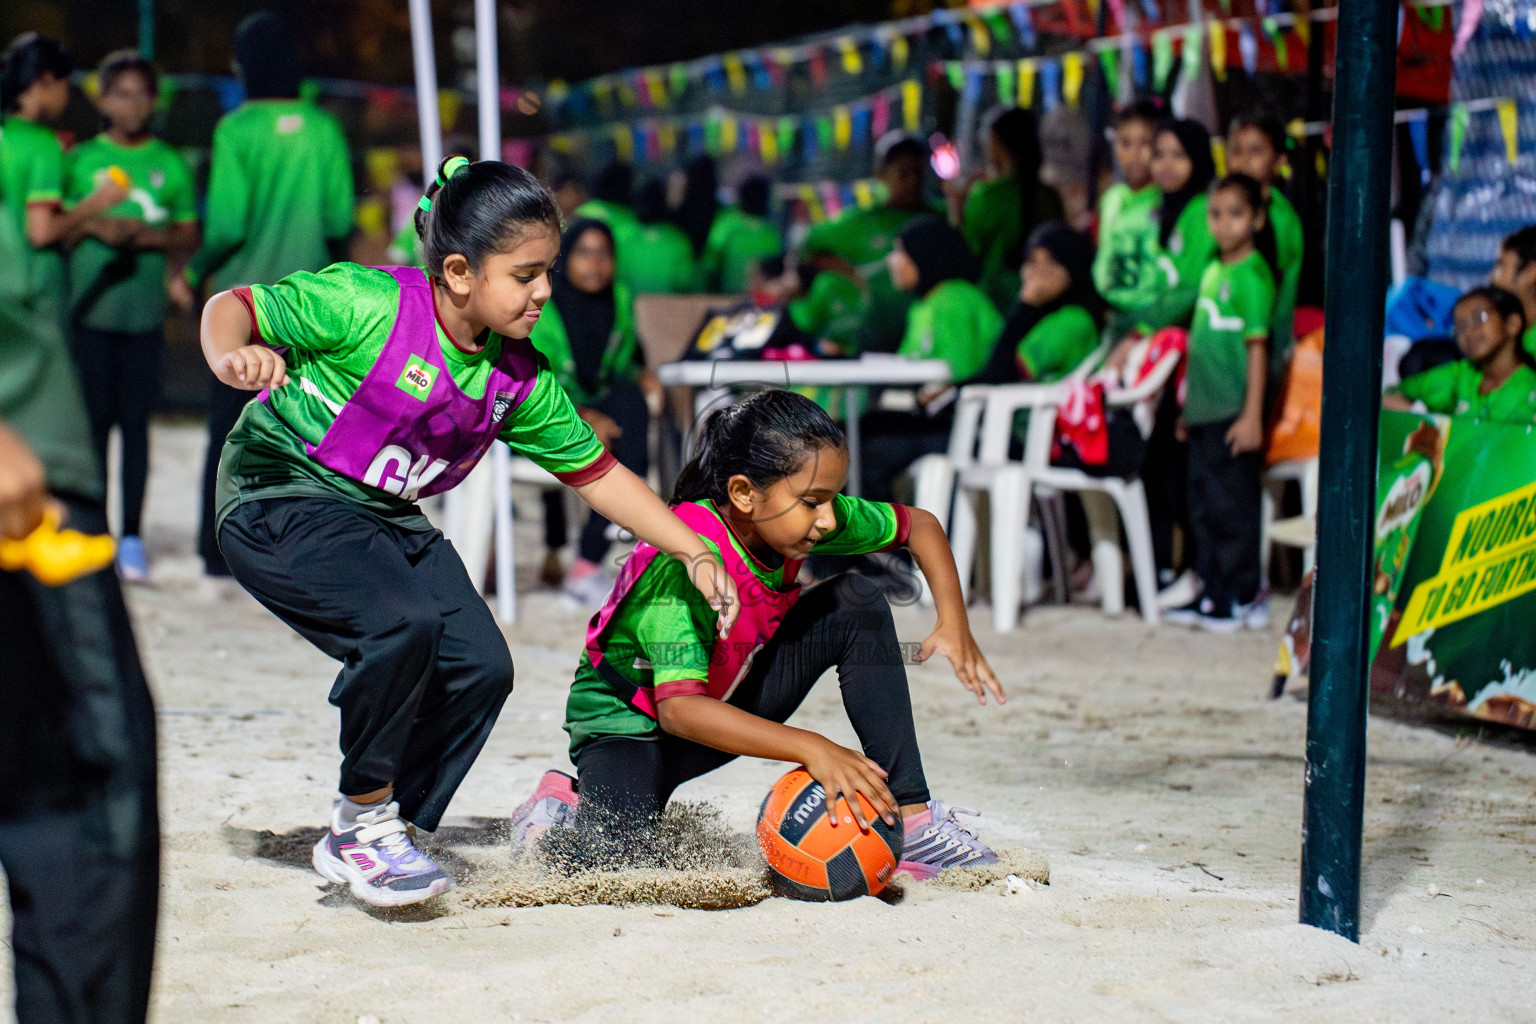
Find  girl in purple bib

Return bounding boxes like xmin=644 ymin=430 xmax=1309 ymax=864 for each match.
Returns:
xmin=198 ymin=157 xmax=736 ymax=907
xmin=511 ymin=390 xmax=1010 ymax=881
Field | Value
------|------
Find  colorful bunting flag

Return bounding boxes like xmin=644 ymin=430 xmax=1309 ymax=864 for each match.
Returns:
xmin=834 ymin=106 xmax=852 ymax=150
xmin=997 ymin=63 xmax=1016 ymax=106
xmin=778 ymin=119 xmax=796 ymax=161
xmin=1062 ymin=53 xmax=1085 ymax=108
xmin=1010 ymin=5 xmax=1037 ymax=49
xmin=1099 ymin=49 xmax=1121 ymax=101
xmin=1263 ymin=17 xmax=1289 ymax=70
xmin=809 ymin=49 xmax=829 ymax=88
xmin=1239 ymin=24 xmax=1258 ymax=75
xmin=720 ymin=115 xmax=739 ymax=154
xmin=1448 ymin=103 xmax=1469 ymax=173
xmin=1132 ymin=41 xmax=1149 ymax=89
xmin=1497 ymin=99 xmax=1519 ymax=165
xmin=613 ymin=124 xmax=634 ymax=162
xmin=1209 ymin=24 xmax=1227 ymax=82
xmin=852 ymin=105 xmax=871 ymax=145
xmin=1183 ymin=24 xmax=1204 ymax=83
xmin=1017 ymin=59 xmax=1037 ymax=109
xmin=669 ymin=64 xmax=689 ymax=101
xmin=1040 ymin=59 xmax=1062 ymax=112
xmin=723 ymin=53 xmax=747 ymax=95
xmin=1408 ymin=116 xmax=1431 ymax=185
xmin=853 ymin=180 xmax=876 ymax=209
xmin=891 ymin=34 xmax=910 ymax=72
xmin=1153 ymin=30 xmax=1175 ymax=92
xmin=902 ymin=80 xmax=922 ymax=132
xmin=872 ymin=93 xmax=891 ymax=137
xmin=759 ymin=123 xmax=779 ymax=164
xmin=1211 ymin=137 xmax=1227 ymax=176
xmin=964 ymin=69 xmax=985 ymax=105
xmin=946 ymin=62 xmax=965 ymax=92
xmin=968 ymin=16 xmax=992 ymax=57
xmin=839 ymin=38 xmax=863 ymax=76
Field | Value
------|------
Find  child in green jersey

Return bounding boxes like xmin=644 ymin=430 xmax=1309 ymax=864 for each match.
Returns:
xmin=1093 ymin=101 xmax=1162 ymax=337
xmin=203 ymin=158 xmax=738 ymax=908
xmin=1386 ymin=286 xmax=1536 ymax=425
xmin=702 ymin=175 xmax=783 ymax=294
xmin=508 ymin=389 xmax=1006 ymax=880
xmin=1136 ymin=120 xmax=1217 ymax=334
xmin=1226 ymin=114 xmax=1305 ymax=370
xmin=66 ymin=50 xmax=198 ymax=581
xmin=625 ymin=178 xmax=698 ymax=294
xmin=1490 ymin=225 xmax=1536 ymax=361
xmin=1164 ymin=174 xmax=1276 ymax=632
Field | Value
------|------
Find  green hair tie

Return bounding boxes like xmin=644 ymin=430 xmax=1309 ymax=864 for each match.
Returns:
xmin=420 ymin=156 xmax=472 ymax=214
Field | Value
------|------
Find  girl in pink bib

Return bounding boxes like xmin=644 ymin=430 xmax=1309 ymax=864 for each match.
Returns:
xmin=512 ymin=389 xmax=1009 ymax=880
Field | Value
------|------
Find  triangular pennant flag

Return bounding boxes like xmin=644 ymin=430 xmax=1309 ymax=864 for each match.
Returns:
xmin=1498 ymin=99 xmax=1519 ymax=165
xmin=591 ymin=79 xmax=614 ymax=114
xmin=1010 ymin=4 xmax=1037 ymax=49
xmin=646 ymin=70 xmax=667 ymax=108
xmin=1239 ymin=24 xmax=1258 ymax=75
xmin=944 ymin=22 xmax=966 ymax=52
xmin=1408 ymin=116 xmax=1431 ymax=185
xmin=687 ymin=121 xmax=706 ymax=155
xmin=872 ymin=93 xmax=891 ymax=137
xmin=838 ymin=38 xmax=864 ymax=76
xmin=759 ymin=123 xmax=779 ymax=164
xmin=1139 ymin=0 xmax=1160 ymax=24
xmin=778 ymin=119 xmax=796 ymax=161
xmin=868 ymin=33 xmax=890 ymax=73
xmin=1294 ymin=16 xmax=1309 ymax=49
xmin=1099 ymin=49 xmax=1121 ymax=100
xmin=1062 ymin=52 xmax=1085 ymax=108
xmin=833 ymin=107 xmax=852 ymax=151
xmin=1153 ymin=30 xmax=1175 ymax=92
xmin=723 ymin=54 xmax=747 ymax=95
xmin=809 ymin=48 xmax=829 ymax=88
xmin=1448 ymin=103 xmax=1469 ymax=173
xmin=799 ymin=184 xmax=824 ymax=224
xmin=987 ymin=11 xmax=1013 ymax=46
xmin=748 ymin=54 xmax=772 ymax=92
xmin=1209 ymin=24 xmax=1228 ymax=82
xmin=968 ymin=16 xmax=992 ymax=57
xmin=891 ymin=34 xmax=910 ymax=72
xmin=853 ymin=180 xmax=876 ymax=209
xmin=946 ymin=62 xmax=965 ymax=92
xmin=613 ymin=124 xmax=634 ymax=163
xmin=820 ymin=182 xmax=842 ymax=218
xmin=902 ymin=80 xmax=923 ymax=133
xmin=1183 ymin=24 xmax=1205 ymax=83
xmin=669 ymin=64 xmax=689 ymax=101
xmin=1106 ymin=0 xmax=1127 ymax=32
xmin=1018 ymin=59 xmax=1037 ymax=109
xmin=1263 ymin=17 xmax=1289 ymax=70
xmin=801 ymin=115 xmax=819 ymax=161
xmin=1416 ymin=6 xmax=1445 ymax=32
xmin=1211 ymin=137 xmax=1227 ymax=177
xmin=1217 ymin=0 xmax=1230 ymax=13
xmin=1132 ymin=41 xmax=1149 ymax=88
xmin=617 ymin=77 xmax=638 ymax=109
xmin=658 ymin=123 xmax=678 ymax=157
xmin=852 ymin=105 xmax=871 ymax=145
xmin=816 ymin=114 xmax=834 ymax=154
xmin=719 ymin=116 xmax=739 ymax=154
xmin=997 ymin=63 xmax=1016 ymax=106
xmin=1040 ymin=59 xmax=1062 ymax=112
xmin=964 ymin=69 xmax=985 ymax=104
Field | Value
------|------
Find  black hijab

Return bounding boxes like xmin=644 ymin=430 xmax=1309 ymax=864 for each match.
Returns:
xmin=973 ymin=222 xmax=1099 ymax=385
xmin=551 ymin=219 xmax=618 ymax=393
xmin=897 ymin=216 xmax=979 ymax=298
xmin=674 ymin=155 xmax=719 ymax=256
xmin=1155 ymin=119 xmax=1217 ymax=248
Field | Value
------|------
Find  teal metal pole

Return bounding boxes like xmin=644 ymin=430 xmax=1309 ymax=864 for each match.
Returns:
xmin=138 ymin=0 xmax=154 ymax=59
xmin=1299 ymin=0 xmax=1398 ymax=941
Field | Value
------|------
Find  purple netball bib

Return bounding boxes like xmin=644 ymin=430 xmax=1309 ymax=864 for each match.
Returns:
xmin=296 ymin=266 xmax=540 ymax=500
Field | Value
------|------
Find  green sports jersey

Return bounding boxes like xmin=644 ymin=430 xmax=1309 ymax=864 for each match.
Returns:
xmin=0 ymin=116 xmax=67 ymax=316
xmin=1137 ymin=195 xmax=1217 ymax=333
xmin=803 ymin=202 xmax=938 ymax=352
xmin=1524 ymin=324 xmax=1536 ymax=362
xmin=0 ymin=116 xmax=100 ymax=499
xmin=898 ymin=278 xmax=1004 ymax=382
xmin=65 ymin=135 xmax=197 ymax=332
xmin=702 ymin=206 xmax=783 ymax=293
xmin=621 ymin=221 xmax=698 ymax=294
xmin=185 ymin=100 xmax=353 ymax=290
xmin=1184 ymin=250 xmax=1275 ymax=425
xmin=563 ymin=496 xmax=907 ymax=753
xmin=787 ymin=270 xmax=867 ymax=419
xmin=530 ymin=283 xmax=639 ymax=406
xmin=216 ymin=263 xmax=605 ymax=530
xmin=963 ymin=174 xmax=1065 ymax=313
xmin=1266 ymin=189 xmax=1304 ymax=354
xmin=1093 ymin=183 xmax=1163 ymax=321
xmin=1018 ymin=304 xmax=1100 ymax=382
xmin=1391 ymin=360 xmax=1536 ymax=425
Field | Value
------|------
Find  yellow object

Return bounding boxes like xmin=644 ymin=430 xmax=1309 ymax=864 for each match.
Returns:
xmin=107 ymin=165 xmax=131 ymax=189
xmin=1062 ymin=53 xmax=1084 ymax=108
xmin=0 ymin=515 xmax=116 ymax=587
xmin=1497 ymin=99 xmax=1519 ymax=165
xmin=1017 ymin=59 xmax=1036 ymax=109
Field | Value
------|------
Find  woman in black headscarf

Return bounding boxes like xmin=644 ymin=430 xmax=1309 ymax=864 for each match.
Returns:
xmin=1135 ymin=118 xmax=1218 ymax=334
xmin=972 ymin=222 xmax=1101 ymax=386
xmin=531 ymin=218 xmax=657 ymax=600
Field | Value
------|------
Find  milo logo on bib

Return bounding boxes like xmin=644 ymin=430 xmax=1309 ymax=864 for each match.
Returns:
xmin=396 ymin=356 xmax=435 ymax=400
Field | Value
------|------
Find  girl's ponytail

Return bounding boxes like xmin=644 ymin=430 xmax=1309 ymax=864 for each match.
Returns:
xmin=413 ymin=155 xmax=560 ymax=276
xmin=671 ymin=390 xmax=846 ymax=505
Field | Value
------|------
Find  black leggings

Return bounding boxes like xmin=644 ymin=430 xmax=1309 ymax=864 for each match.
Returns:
xmin=543 ymin=381 xmax=650 ymax=564
xmin=200 ymin=378 xmax=256 ymax=573
xmin=570 ymin=574 xmax=929 ymax=861
xmin=219 ymin=497 xmax=514 ymax=831
xmin=71 ymin=326 xmax=162 ymax=537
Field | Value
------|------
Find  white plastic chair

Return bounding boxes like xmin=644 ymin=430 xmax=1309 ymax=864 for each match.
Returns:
xmin=976 ymin=339 xmax=1181 ymax=631
xmin=1261 ymin=457 xmax=1319 ymax=582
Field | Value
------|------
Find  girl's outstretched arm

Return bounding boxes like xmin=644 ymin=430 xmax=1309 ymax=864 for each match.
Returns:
xmin=904 ymin=506 xmax=1007 ymax=704
xmin=200 ymin=290 xmax=288 ymax=390
xmin=656 ymin=695 xmax=898 ymax=829
xmin=572 ymin=466 xmax=739 ymax=636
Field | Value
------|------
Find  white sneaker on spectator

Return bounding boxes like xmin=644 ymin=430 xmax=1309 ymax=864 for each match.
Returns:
xmin=1243 ymin=592 xmax=1272 ymax=630
xmin=1156 ymin=570 xmax=1202 ymax=611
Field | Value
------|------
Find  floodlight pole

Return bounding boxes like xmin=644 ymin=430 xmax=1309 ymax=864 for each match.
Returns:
xmin=407 ymin=0 xmax=445 ymax=192
xmin=1299 ymin=0 xmax=1398 ymax=942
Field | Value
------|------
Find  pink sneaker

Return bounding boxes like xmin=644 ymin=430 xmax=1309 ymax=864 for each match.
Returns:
xmin=508 ymin=770 xmax=578 ymax=856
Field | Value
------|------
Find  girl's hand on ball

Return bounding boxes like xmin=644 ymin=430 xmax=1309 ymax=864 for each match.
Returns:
xmin=216 ymin=345 xmax=289 ymax=391
xmin=804 ymin=737 xmax=897 ymax=829
xmin=917 ymin=621 xmax=1007 ymax=705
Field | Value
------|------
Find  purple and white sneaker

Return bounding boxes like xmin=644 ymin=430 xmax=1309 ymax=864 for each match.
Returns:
xmin=311 ymin=800 xmax=452 ymax=907
xmin=507 ymin=770 xmax=578 ymax=856
xmin=898 ymin=800 xmax=1000 ymax=880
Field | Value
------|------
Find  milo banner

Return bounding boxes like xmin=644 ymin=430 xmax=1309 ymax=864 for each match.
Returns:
xmin=1276 ymin=410 xmax=1536 ymax=731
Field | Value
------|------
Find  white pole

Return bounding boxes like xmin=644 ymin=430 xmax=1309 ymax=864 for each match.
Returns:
xmin=407 ymin=0 xmax=444 ymax=178
xmin=476 ymin=0 xmax=518 ymax=623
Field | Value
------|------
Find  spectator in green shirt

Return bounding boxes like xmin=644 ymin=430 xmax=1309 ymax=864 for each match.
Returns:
xmin=670 ymin=154 xmax=719 ymax=262
xmin=802 ymin=132 xmax=939 ymax=354
xmin=175 ymin=11 xmax=355 ymax=576
xmin=955 ymin=107 xmax=1064 ymax=313
xmin=702 ymin=175 xmax=783 ymax=294
xmin=974 ymin=222 xmax=1102 ymax=387
xmin=1093 ymin=101 xmax=1162 ymax=338
xmin=624 ymin=178 xmax=698 ymax=294
xmin=1226 ymin=114 xmax=1306 ymax=380
xmin=1135 ymin=119 xmax=1217 ymax=335
xmin=859 ymin=216 xmax=1001 ymax=500
xmin=65 ymin=50 xmax=199 ymax=581
xmin=1386 ymin=286 xmax=1536 ymax=425
xmin=1490 ymin=225 xmax=1536 ymax=362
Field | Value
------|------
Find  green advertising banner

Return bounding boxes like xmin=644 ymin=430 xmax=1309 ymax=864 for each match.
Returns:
xmin=1277 ymin=411 xmax=1536 ymax=731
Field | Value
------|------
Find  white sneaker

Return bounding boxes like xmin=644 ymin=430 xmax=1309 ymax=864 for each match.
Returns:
xmin=311 ymin=800 xmax=452 ymax=907
xmin=1156 ymin=570 xmax=1202 ymax=611
xmin=1243 ymin=593 xmax=1272 ymax=630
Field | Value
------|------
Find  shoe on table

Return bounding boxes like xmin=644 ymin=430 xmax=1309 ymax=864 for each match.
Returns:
xmin=508 ymin=770 xmax=578 ymax=856
xmin=898 ymin=800 xmax=1000 ymax=880
xmin=311 ymin=800 xmax=452 ymax=907
xmin=117 ymin=535 xmax=148 ymax=583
